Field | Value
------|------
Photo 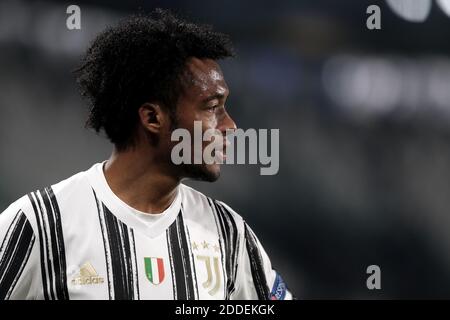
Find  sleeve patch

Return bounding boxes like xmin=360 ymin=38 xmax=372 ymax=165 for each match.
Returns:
xmin=269 ymin=272 xmax=287 ymax=300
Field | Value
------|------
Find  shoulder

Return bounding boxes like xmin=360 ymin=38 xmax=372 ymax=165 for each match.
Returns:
xmin=179 ymin=183 xmax=246 ymax=234
xmin=0 ymin=194 xmax=34 ymax=230
xmin=1 ymin=168 xmax=92 ymax=233
xmin=29 ymin=169 xmax=90 ymax=211
xmin=48 ymin=169 xmax=91 ymax=205
xmin=180 ymin=186 xmax=267 ymax=258
xmin=1 ymin=193 xmax=40 ymax=237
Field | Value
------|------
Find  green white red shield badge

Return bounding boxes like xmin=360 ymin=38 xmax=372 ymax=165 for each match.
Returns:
xmin=144 ymin=257 xmax=165 ymax=285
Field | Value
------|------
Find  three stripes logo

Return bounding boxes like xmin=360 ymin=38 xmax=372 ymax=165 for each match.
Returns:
xmin=144 ymin=257 xmax=165 ymax=285
xmin=71 ymin=262 xmax=104 ymax=285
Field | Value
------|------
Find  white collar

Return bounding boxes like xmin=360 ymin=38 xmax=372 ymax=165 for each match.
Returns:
xmin=85 ymin=162 xmax=182 ymax=238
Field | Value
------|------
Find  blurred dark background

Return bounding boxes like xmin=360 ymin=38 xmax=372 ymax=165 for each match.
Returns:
xmin=2 ymin=0 xmax=450 ymax=298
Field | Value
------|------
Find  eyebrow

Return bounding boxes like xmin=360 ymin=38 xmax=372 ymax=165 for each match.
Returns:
xmin=202 ymin=93 xmax=226 ymax=103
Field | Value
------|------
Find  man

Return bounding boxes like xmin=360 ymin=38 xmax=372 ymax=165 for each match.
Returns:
xmin=0 ymin=9 xmax=292 ymax=300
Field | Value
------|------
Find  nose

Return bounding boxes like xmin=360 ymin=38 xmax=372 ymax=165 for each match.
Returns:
xmin=219 ymin=110 xmax=237 ymax=134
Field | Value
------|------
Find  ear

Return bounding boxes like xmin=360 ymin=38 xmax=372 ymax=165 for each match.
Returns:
xmin=138 ymin=103 xmax=167 ymax=134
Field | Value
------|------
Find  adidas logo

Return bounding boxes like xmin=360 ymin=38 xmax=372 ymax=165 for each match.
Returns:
xmin=71 ymin=262 xmax=104 ymax=285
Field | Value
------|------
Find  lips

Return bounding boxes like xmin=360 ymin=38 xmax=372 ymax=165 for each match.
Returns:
xmin=204 ymin=132 xmax=229 ymax=164
xmin=219 ymin=137 xmax=231 ymax=162
xmin=215 ymin=150 xmax=226 ymax=162
xmin=224 ymin=136 xmax=231 ymax=148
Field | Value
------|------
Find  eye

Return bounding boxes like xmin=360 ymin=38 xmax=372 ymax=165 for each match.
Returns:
xmin=207 ymin=105 xmax=219 ymax=113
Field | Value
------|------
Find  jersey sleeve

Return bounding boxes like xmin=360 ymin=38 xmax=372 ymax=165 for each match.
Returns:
xmin=0 ymin=201 xmax=39 ymax=300
xmin=230 ymin=222 xmax=294 ymax=300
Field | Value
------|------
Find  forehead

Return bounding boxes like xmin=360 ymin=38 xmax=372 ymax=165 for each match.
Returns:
xmin=181 ymin=57 xmax=229 ymax=99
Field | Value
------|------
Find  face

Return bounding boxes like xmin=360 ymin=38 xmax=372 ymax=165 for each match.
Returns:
xmin=168 ymin=57 xmax=236 ymax=182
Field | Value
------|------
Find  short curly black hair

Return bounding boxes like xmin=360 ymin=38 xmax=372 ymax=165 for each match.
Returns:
xmin=75 ymin=9 xmax=234 ymax=150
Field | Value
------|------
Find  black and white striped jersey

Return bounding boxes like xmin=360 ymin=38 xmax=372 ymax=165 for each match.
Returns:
xmin=0 ymin=162 xmax=292 ymax=300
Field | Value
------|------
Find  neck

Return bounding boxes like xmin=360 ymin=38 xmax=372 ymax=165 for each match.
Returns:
xmin=103 ymin=146 xmax=180 ymax=214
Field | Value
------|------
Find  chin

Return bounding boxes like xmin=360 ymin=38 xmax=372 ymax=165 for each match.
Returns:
xmin=203 ymin=164 xmax=221 ymax=182
xmin=183 ymin=164 xmax=221 ymax=182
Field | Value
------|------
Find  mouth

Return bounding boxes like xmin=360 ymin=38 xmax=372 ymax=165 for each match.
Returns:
xmin=216 ymin=150 xmax=226 ymax=162
xmin=218 ymin=137 xmax=231 ymax=162
xmin=206 ymin=135 xmax=230 ymax=164
xmin=220 ymin=136 xmax=232 ymax=161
